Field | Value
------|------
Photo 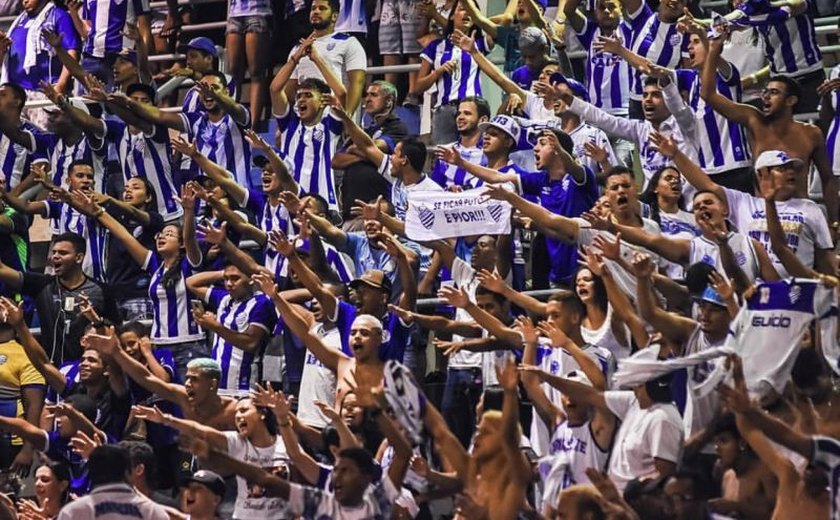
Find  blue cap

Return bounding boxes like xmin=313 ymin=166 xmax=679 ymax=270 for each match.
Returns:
xmin=534 ymin=0 xmax=548 ymax=11
xmin=694 ymin=286 xmax=727 ymax=308
xmin=115 ymin=48 xmax=138 ymax=65
xmin=178 ymin=37 xmax=218 ymax=58
xmin=550 ymin=72 xmax=589 ymax=103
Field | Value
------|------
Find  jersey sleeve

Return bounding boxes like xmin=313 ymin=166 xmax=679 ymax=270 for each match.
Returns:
xmin=575 ymin=17 xmax=598 ymax=47
xmin=807 ymin=203 xmax=834 ymax=250
xmin=517 ymin=171 xmax=547 ymax=196
xmin=287 ymin=483 xmax=331 ymax=517
xmin=248 ymin=297 xmax=277 ymax=334
xmin=420 ymin=41 xmax=437 ymax=64
xmin=450 ymin=257 xmax=476 ymax=288
xmin=54 ymin=10 xmax=81 ymax=50
xmin=179 ymin=112 xmax=201 ymax=138
xmin=206 ymin=287 xmax=227 ymax=309
xmin=604 ymin=390 xmax=635 ymax=420
xmin=18 ymin=357 xmax=46 ymax=387
xmin=647 ymin=409 xmax=684 ymax=462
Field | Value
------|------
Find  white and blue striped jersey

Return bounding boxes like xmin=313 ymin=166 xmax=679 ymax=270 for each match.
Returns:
xmin=42 ymin=201 xmax=108 ymax=282
xmin=538 ymin=420 xmax=610 ymax=508
xmin=334 ymin=0 xmax=367 ymax=34
xmin=376 ymin=154 xmax=443 ymax=221
xmin=180 ymin=110 xmax=252 ymax=190
xmin=625 ymin=3 xmax=688 ymax=101
xmin=664 ymin=69 xmax=751 ymax=174
xmin=430 ymin=138 xmax=485 ymax=188
xmin=658 ymin=208 xmax=699 ymax=278
xmin=275 ymin=107 xmax=343 ymax=211
xmin=228 ymin=0 xmax=272 ymax=18
xmin=143 ymin=252 xmax=205 ymax=345
xmin=420 ymin=34 xmax=493 ymax=108
xmin=31 ymin=131 xmax=107 ymax=192
xmin=825 ymin=64 xmax=840 ymax=174
xmin=82 ymin=0 xmax=149 ymax=58
xmin=575 ymin=19 xmax=632 ymax=115
xmin=243 ymin=188 xmax=295 ymax=280
xmin=748 ymin=6 xmax=822 ymax=77
xmin=206 ymin=288 xmax=276 ymax=391
xmin=1 ymin=123 xmax=40 ymax=191
xmin=812 ymin=436 xmax=840 ymax=520
xmin=99 ymin=121 xmax=182 ymax=222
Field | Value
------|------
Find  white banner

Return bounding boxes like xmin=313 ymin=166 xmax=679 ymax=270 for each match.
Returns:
xmin=404 ymin=188 xmax=512 ymax=241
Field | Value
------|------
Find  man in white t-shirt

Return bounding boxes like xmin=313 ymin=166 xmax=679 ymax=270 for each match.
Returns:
xmin=57 ymin=445 xmax=169 ymax=520
xmin=522 ymin=367 xmax=683 ymax=493
xmin=287 ymin=0 xmax=367 ymax=114
xmin=657 ymin=137 xmax=835 ymax=277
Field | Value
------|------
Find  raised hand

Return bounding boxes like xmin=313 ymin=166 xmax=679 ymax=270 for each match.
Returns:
xmin=197 ymin=220 xmax=227 ymax=246
xmin=432 ymin=338 xmax=463 ymax=356
xmin=69 ymin=430 xmax=104 ymax=460
xmin=244 ymin=129 xmax=272 ymax=153
xmin=578 ymin=246 xmax=606 ymax=277
xmin=376 ymin=232 xmax=404 ymax=259
xmin=817 ymin=78 xmax=840 ymax=97
xmin=450 ymin=29 xmax=476 ymax=52
xmin=267 ymin=230 xmax=296 ymax=257
xmin=630 ymin=251 xmax=655 ymax=279
xmin=582 ymin=210 xmax=611 ymax=232
xmin=514 ymin=315 xmax=539 ymax=345
xmin=83 ymin=74 xmax=107 ymax=96
xmin=437 ymin=285 xmax=470 ymax=308
xmin=537 ymin=320 xmax=570 ymax=348
xmin=40 ymin=29 xmax=62 ymax=49
xmin=177 ymin=182 xmax=197 ymax=211
xmin=131 ymin=404 xmax=167 ymax=424
xmin=321 ymin=93 xmax=347 ymax=118
xmin=481 ymin=184 xmax=514 ymax=202
xmin=583 ymin=141 xmax=609 ymax=163
xmin=0 ymin=297 xmax=24 ymax=327
xmin=39 ymin=81 xmax=64 ymax=106
xmin=351 ymin=196 xmax=382 ymax=221
xmin=69 ymin=190 xmax=100 ymax=217
xmin=171 ymin=136 xmax=198 ymax=158
xmin=593 ymin=34 xmax=624 ymax=55
xmin=591 ymin=232 xmax=622 ymax=261
xmin=477 ymin=268 xmax=506 ymax=293
xmin=314 ymin=400 xmax=342 ymax=423
xmin=387 ymin=303 xmax=414 ymax=324
xmin=252 ymin=272 xmax=278 ymax=299
xmin=78 ymin=292 xmax=102 ymax=325
xmin=433 ymin=145 xmax=462 ymax=166
xmin=649 ymin=131 xmax=678 ymax=158
xmin=708 ymin=270 xmax=734 ymax=302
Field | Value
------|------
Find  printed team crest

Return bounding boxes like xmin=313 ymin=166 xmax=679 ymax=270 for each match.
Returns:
xmin=701 ymin=254 xmax=715 ymax=265
xmin=550 ymin=360 xmax=560 ymax=374
xmin=669 ymin=33 xmax=682 ymax=46
xmin=311 ymin=127 xmax=324 ymax=142
xmin=789 ymin=284 xmax=801 ymax=305
xmin=418 ymin=205 xmax=435 ymax=229
xmin=487 ymin=204 xmax=504 ymax=222
xmin=735 ymin=251 xmax=747 ymax=266
xmin=327 ymin=42 xmax=336 ymax=51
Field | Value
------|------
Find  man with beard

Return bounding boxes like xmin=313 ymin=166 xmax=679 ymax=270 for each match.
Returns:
xmin=122 ymin=70 xmax=252 ymax=190
xmin=285 ymin=0 xmax=367 ymax=115
xmin=701 ymin=29 xmax=839 ymax=230
xmin=430 ymin=96 xmax=491 ymax=190
xmin=333 ymin=81 xmax=407 ymax=226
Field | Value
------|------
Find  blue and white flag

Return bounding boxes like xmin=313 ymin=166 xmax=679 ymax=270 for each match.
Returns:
xmin=404 ymin=188 xmax=512 ymax=241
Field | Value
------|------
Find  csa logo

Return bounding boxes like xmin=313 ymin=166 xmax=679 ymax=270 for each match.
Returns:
xmin=487 ymin=204 xmax=503 ymax=222
xmin=419 ymin=206 xmax=435 ymax=229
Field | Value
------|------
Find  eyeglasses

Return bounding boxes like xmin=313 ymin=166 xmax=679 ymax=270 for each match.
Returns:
xmin=155 ymin=232 xmax=179 ymax=240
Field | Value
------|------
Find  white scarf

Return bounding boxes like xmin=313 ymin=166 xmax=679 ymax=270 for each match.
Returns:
xmin=13 ymin=2 xmax=56 ymax=73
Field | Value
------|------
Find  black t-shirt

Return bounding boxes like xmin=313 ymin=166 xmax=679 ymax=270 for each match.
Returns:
xmin=106 ymin=209 xmax=163 ymax=297
xmin=340 ymin=114 xmax=409 ymax=219
xmin=21 ymin=273 xmax=116 ymax=364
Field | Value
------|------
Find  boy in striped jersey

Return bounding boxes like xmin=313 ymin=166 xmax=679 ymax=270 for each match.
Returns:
xmin=186 ymin=264 xmax=275 ymax=391
xmin=0 ymin=83 xmax=43 ymax=191
xmin=702 ymin=29 xmax=839 ymax=232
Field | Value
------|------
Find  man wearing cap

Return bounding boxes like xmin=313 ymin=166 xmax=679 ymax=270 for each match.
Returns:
xmin=430 ymin=96 xmax=491 ymax=190
xmin=50 ymin=82 xmax=182 ymax=222
xmin=33 ymin=83 xmax=107 ymax=192
xmin=182 ymin=469 xmax=225 ymax=520
xmin=112 ymin=48 xmax=151 ymax=93
xmin=0 ymin=0 xmax=80 ymax=129
xmin=510 ymin=26 xmax=551 ymax=91
xmin=656 ymin=136 xmax=835 ymax=277
xmin=165 ymin=37 xmax=236 ymax=116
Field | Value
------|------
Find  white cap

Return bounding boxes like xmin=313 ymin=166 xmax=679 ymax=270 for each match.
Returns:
xmin=478 ymin=115 xmax=522 ymax=143
xmin=754 ymin=150 xmax=803 ymax=171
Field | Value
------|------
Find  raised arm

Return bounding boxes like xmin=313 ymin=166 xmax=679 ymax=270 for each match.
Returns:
xmin=42 ymin=30 xmax=87 ymax=89
xmin=606 ymin=220 xmax=690 ymax=264
xmin=270 ymin=40 xmax=308 ymax=116
xmin=483 ymin=186 xmax=580 ymax=242
xmin=179 ymin=184 xmax=203 ymax=267
xmin=327 ymin=97 xmax=386 ymax=166
xmin=246 ymin=130 xmax=298 ymax=194
xmin=0 ymin=417 xmax=46 ymax=451
xmin=476 ymin=269 xmax=547 ymax=316
xmin=496 ymin=361 xmax=533 ymax=491
xmin=133 ymin=404 xmax=228 ymax=451
xmin=700 ymin=32 xmax=761 ymax=127
xmin=254 ymin=273 xmax=347 ymax=372
xmin=519 ymin=366 xmax=609 ymax=412
xmin=518 ymin=318 xmax=564 ymax=428
xmin=651 ymin=132 xmax=726 ymax=202
xmin=94 ymin=209 xmax=151 ymax=266
xmin=562 ymin=0 xmax=587 ymax=32
xmin=765 ymin=190 xmax=818 ymax=277
xmin=171 ymin=137 xmax=246 ymax=204
xmin=309 ymin=45 xmax=347 ymax=107
xmin=460 ymin=0 xmax=501 ymax=38
xmin=633 ymin=253 xmax=696 ymax=344
xmin=388 ymin=304 xmax=484 ymax=337
xmin=40 ymin=82 xmax=108 ymax=140
xmin=271 ymin=231 xmax=337 ymax=320
xmin=434 ymin=146 xmax=520 ymax=185
xmin=0 ymin=298 xmax=65 ymax=393
xmin=451 ymin=30 xmax=525 ymax=99
xmin=810 ymin=126 xmax=840 ymax=226
xmin=439 ymin=286 xmax=523 ymax=347
xmin=302 ymin=208 xmax=347 ymax=248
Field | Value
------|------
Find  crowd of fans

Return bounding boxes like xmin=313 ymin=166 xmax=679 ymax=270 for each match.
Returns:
xmin=1 ymin=0 xmax=840 ymax=517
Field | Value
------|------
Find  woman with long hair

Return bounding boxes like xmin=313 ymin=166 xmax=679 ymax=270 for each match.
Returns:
xmin=86 ymin=184 xmax=205 ymax=382
xmin=133 ymin=396 xmax=290 ymax=520
xmin=575 ymin=265 xmax=632 ymax=361
xmin=19 ymin=461 xmax=71 ymax=519
xmin=639 ymin=166 xmax=700 ymax=278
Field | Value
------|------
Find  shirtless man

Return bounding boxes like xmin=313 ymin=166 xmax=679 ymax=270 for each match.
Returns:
xmin=84 ymin=328 xmax=237 ymax=431
xmin=701 ymin=28 xmax=839 ymax=229
xmin=722 ymin=355 xmax=830 ymax=520
xmin=253 ymin=271 xmax=386 ymax=411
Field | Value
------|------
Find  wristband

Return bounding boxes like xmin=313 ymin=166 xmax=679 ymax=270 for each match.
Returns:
xmin=94 ymin=207 xmax=105 ymax=217
xmin=278 ymin=420 xmax=291 ymax=428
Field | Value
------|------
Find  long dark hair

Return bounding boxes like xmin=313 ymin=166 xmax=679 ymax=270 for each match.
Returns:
xmin=160 ymin=225 xmax=185 ymax=289
xmin=639 ymin=166 xmax=685 ymax=225
xmin=237 ymin=396 xmax=279 ymax=437
xmin=574 ymin=266 xmax=608 ymax=314
xmin=127 ymin=176 xmax=157 ymax=212
xmin=444 ymin=0 xmax=484 ymax=40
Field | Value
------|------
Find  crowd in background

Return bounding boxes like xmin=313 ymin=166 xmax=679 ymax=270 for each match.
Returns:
xmin=2 ymin=0 xmax=840 ymax=518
